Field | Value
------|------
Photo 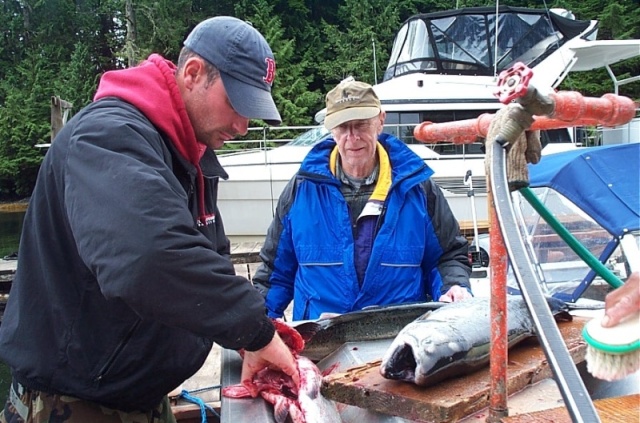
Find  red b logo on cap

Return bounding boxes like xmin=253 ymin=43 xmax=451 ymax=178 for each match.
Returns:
xmin=264 ymin=58 xmax=276 ymax=85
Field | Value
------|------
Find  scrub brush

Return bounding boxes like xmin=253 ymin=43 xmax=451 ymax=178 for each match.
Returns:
xmin=583 ymin=311 xmax=640 ymax=381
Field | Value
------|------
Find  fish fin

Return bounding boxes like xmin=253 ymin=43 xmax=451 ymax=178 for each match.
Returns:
xmin=291 ymin=321 xmax=326 ymax=342
xmin=261 ymin=392 xmax=291 ymax=423
xmin=544 ymin=296 xmax=574 ymax=322
xmin=554 ymin=310 xmax=573 ymax=322
xmin=272 ymin=319 xmax=306 ymax=352
xmin=220 ymin=384 xmax=252 ymax=398
xmin=288 ymin=404 xmax=306 ymax=423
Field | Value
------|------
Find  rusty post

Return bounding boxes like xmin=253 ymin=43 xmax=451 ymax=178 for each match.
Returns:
xmin=486 ymin=173 xmax=509 ymax=422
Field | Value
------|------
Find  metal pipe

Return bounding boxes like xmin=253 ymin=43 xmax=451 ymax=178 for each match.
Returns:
xmin=413 ymin=92 xmax=636 ymax=144
xmin=487 ymin=198 xmax=509 ymax=422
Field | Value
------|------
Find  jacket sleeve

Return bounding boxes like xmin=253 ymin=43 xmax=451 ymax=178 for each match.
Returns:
xmin=65 ymin=104 xmax=273 ymax=351
xmin=252 ymin=177 xmax=299 ymax=319
xmin=422 ymin=179 xmax=472 ymax=295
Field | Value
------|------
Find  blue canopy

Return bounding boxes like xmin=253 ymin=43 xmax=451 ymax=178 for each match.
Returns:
xmin=528 ymin=143 xmax=640 ymax=237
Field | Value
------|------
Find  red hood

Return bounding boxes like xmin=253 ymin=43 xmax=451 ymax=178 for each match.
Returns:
xmin=94 ymin=54 xmax=209 ymax=223
xmin=94 ymin=54 xmax=206 ymax=164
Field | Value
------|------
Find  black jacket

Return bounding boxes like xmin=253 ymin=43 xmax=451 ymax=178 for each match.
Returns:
xmin=0 ymin=97 xmax=274 ymax=411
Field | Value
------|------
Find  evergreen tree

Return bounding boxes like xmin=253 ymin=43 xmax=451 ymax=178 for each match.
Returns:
xmin=0 ymin=0 xmax=638 ymax=199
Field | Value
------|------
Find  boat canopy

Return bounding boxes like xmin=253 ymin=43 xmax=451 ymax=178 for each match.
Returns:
xmin=383 ymin=6 xmax=593 ymax=81
xmin=528 ymin=143 xmax=640 ymax=237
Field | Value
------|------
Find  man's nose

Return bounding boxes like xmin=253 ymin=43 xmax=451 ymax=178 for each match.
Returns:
xmin=346 ymin=126 xmax=360 ymax=138
xmin=233 ymin=117 xmax=249 ymax=136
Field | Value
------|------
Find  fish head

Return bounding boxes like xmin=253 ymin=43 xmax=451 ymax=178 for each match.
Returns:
xmin=381 ymin=328 xmax=470 ymax=386
xmin=413 ymin=336 xmax=468 ymax=386
xmin=379 ymin=336 xmax=420 ymax=382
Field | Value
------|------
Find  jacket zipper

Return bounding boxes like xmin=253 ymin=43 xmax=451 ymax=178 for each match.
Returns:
xmin=94 ymin=319 xmax=142 ymax=383
xmin=373 ymin=164 xmax=427 ymax=236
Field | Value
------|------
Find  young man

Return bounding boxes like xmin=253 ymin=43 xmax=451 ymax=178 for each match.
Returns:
xmin=253 ymin=79 xmax=472 ymax=321
xmin=0 ymin=16 xmax=297 ymax=422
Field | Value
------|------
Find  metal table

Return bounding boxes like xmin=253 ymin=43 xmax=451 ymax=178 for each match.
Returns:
xmin=220 ymin=339 xmax=418 ymax=423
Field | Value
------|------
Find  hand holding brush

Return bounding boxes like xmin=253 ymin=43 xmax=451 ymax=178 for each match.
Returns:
xmin=602 ymin=271 xmax=640 ymax=328
xmin=583 ymin=271 xmax=640 ymax=381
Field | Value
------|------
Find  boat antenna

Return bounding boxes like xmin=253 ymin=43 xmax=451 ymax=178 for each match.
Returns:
xmin=372 ymin=36 xmax=378 ymax=84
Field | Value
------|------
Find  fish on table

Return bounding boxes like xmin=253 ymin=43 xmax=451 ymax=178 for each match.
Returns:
xmin=379 ymin=295 xmax=572 ymax=386
xmin=291 ymin=302 xmax=447 ymax=362
xmin=221 ymin=319 xmax=341 ymax=423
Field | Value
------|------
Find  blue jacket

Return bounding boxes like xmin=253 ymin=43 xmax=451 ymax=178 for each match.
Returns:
xmin=253 ymin=134 xmax=471 ymax=320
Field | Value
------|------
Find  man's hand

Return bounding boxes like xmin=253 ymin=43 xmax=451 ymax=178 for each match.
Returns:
xmin=240 ymin=332 xmax=300 ymax=397
xmin=438 ymin=285 xmax=473 ymax=303
xmin=602 ymin=271 xmax=640 ymax=328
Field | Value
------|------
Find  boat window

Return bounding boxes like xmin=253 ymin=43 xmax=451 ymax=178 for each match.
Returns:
xmin=384 ymin=8 xmax=588 ymax=80
xmin=541 ymin=128 xmax=572 ymax=147
xmin=431 ymin=14 xmax=488 ymax=69
xmin=509 ymin=188 xmax=613 ymax=297
xmin=384 ymin=112 xmax=420 ymax=144
xmin=500 ymin=14 xmax=563 ymax=69
xmin=384 ymin=19 xmax=437 ymax=80
xmin=286 ymin=126 xmax=331 ymax=146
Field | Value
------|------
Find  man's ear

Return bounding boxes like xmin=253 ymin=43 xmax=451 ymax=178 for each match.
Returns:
xmin=181 ymin=57 xmax=205 ymax=90
xmin=378 ymin=110 xmax=387 ymax=134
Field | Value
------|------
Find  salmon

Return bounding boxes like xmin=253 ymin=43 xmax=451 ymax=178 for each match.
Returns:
xmin=221 ymin=319 xmax=341 ymax=423
xmin=379 ymin=295 xmax=571 ymax=386
xmin=292 ymin=302 xmax=447 ymax=362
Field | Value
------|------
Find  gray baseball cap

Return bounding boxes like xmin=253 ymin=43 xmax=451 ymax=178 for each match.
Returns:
xmin=184 ymin=16 xmax=282 ymax=125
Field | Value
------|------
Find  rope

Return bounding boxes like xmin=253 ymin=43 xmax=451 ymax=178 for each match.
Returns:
xmin=179 ymin=388 xmax=221 ymax=423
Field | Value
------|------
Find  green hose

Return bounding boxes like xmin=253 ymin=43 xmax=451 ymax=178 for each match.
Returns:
xmin=519 ymin=187 xmax=623 ymax=289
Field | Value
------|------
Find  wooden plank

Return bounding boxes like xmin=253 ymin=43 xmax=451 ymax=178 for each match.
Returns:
xmin=458 ymin=220 xmax=490 ymax=238
xmin=172 ymin=405 xmax=220 ymax=423
xmin=229 ymin=242 xmax=263 ymax=264
xmin=502 ymin=393 xmax=640 ymax=423
xmin=321 ymin=317 xmax=589 ymax=423
xmin=0 ymin=259 xmax=17 ymax=276
xmin=233 ymin=263 xmax=261 ymax=282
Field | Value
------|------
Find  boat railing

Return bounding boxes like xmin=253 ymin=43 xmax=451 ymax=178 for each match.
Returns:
xmin=216 ymin=118 xmax=636 ymax=156
xmin=217 ymin=125 xmax=323 ymax=155
xmin=217 ymin=123 xmax=421 ymax=155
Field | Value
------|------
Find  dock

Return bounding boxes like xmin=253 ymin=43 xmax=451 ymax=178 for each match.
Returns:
xmin=0 ymin=241 xmax=264 ymax=280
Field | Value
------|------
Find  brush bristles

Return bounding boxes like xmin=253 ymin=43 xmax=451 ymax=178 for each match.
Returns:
xmin=586 ymin=345 xmax=640 ymax=381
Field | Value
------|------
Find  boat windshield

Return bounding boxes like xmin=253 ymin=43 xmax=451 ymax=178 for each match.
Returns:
xmin=384 ymin=6 xmax=590 ymax=81
xmin=286 ymin=126 xmax=331 ymax=146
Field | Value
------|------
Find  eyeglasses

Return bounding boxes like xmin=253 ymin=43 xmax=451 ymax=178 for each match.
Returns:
xmin=332 ymin=119 xmax=378 ymax=136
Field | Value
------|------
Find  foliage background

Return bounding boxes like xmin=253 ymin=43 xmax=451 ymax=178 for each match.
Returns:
xmin=0 ymin=0 xmax=638 ymax=200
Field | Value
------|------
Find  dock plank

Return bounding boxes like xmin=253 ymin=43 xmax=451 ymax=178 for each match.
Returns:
xmin=229 ymin=242 xmax=263 ymax=264
xmin=502 ymin=393 xmax=639 ymax=422
xmin=321 ymin=317 xmax=589 ymax=423
xmin=233 ymin=263 xmax=261 ymax=282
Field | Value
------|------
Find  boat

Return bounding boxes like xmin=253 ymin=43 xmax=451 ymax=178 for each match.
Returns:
xmin=469 ymin=142 xmax=640 ymax=301
xmin=216 ymin=6 xmax=640 ymax=241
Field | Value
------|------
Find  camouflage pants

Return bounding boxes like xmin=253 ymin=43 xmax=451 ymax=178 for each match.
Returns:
xmin=0 ymin=381 xmax=176 ymax=423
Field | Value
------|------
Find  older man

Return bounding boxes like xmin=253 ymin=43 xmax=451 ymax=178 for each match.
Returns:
xmin=253 ymin=79 xmax=472 ymax=321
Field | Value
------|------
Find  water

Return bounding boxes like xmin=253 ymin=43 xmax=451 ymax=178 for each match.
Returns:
xmin=0 ymin=210 xmax=25 ymax=403
xmin=0 ymin=210 xmax=25 ymax=258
